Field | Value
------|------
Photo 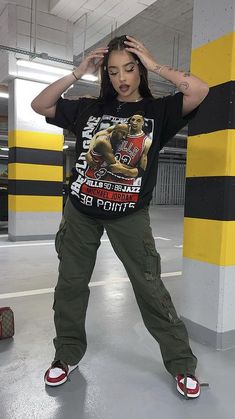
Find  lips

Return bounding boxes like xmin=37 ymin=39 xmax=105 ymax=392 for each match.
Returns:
xmin=119 ymin=84 xmax=130 ymax=92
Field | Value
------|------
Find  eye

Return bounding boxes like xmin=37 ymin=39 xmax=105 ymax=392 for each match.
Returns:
xmin=126 ymin=66 xmax=135 ymax=72
xmin=109 ymin=71 xmax=118 ymax=76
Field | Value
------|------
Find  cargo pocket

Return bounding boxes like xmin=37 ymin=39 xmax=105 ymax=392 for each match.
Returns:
xmin=158 ymin=282 xmax=179 ymax=324
xmin=143 ymin=238 xmax=161 ymax=281
xmin=55 ymin=217 xmax=67 ymax=259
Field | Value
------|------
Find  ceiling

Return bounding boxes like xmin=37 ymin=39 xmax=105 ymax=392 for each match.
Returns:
xmin=0 ymin=0 xmax=194 ymax=146
xmin=0 ymin=0 xmax=194 ymax=67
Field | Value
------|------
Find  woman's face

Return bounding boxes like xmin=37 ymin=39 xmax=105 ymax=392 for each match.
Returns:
xmin=107 ymin=49 xmax=141 ymax=101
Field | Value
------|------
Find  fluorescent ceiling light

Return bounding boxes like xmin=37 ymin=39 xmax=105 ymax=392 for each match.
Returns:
xmin=0 ymin=147 xmax=9 ymax=151
xmin=81 ymin=74 xmax=98 ymax=82
xmin=0 ymin=92 xmax=9 ymax=99
xmin=16 ymin=60 xmax=98 ymax=84
xmin=63 ymin=145 xmax=69 ymax=149
xmin=18 ymin=71 xmax=63 ymax=84
xmin=17 ymin=60 xmax=72 ymax=76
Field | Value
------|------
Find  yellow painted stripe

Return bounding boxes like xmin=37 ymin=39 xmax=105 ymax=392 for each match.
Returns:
xmin=9 ymin=195 xmax=63 ymax=212
xmin=8 ymin=163 xmax=63 ymax=181
xmin=183 ymin=217 xmax=235 ymax=266
xmin=191 ymin=31 xmax=235 ymax=87
xmin=8 ymin=130 xmax=63 ymax=151
xmin=186 ymin=130 xmax=235 ymax=177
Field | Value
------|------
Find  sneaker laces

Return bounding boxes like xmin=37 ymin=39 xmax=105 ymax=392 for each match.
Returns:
xmin=181 ymin=372 xmax=209 ymax=400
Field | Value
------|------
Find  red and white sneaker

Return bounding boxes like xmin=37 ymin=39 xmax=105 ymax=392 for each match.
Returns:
xmin=44 ymin=360 xmax=79 ymax=386
xmin=175 ymin=374 xmax=201 ymax=399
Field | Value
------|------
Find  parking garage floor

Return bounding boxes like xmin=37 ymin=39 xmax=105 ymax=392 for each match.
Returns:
xmin=0 ymin=206 xmax=234 ymax=419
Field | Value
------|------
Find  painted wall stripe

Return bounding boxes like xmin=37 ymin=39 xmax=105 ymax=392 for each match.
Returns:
xmin=8 ymin=130 xmax=63 ymax=151
xmin=8 ymin=195 xmax=63 ymax=212
xmin=8 ymin=163 xmax=63 ymax=181
xmin=9 ymin=147 xmax=63 ymax=166
xmin=191 ymin=31 xmax=235 ymax=87
xmin=186 ymin=130 xmax=235 ymax=178
xmin=183 ymin=217 xmax=235 ymax=266
xmin=8 ymin=180 xmax=63 ymax=196
xmin=185 ymin=176 xmax=235 ymax=221
xmin=188 ymin=82 xmax=235 ymax=136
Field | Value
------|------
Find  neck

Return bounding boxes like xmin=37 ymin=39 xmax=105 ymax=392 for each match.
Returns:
xmin=130 ymin=129 xmax=143 ymax=135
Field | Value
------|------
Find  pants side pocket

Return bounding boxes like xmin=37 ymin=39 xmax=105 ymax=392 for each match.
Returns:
xmin=143 ymin=238 xmax=161 ymax=281
xmin=55 ymin=217 xmax=67 ymax=259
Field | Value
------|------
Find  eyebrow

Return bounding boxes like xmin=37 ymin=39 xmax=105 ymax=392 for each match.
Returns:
xmin=108 ymin=61 xmax=136 ymax=69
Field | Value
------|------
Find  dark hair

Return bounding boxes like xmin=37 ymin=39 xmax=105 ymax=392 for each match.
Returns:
xmin=127 ymin=113 xmax=145 ymax=123
xmin=99 ymin=35 xmax=153 ymax=102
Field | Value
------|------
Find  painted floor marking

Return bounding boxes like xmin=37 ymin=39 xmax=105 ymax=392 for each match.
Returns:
xmin=0 ymin=272 xmax=182 ymax=299
xmin=0 ymin=236 xmax=175 ymax=248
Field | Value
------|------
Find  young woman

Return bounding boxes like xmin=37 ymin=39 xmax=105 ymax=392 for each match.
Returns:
xmin=31 ymin=35 xmax=209 ymax=398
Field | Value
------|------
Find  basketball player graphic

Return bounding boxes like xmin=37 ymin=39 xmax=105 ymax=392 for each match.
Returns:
xmin=85 ymin=114 xmax=152 ymax=185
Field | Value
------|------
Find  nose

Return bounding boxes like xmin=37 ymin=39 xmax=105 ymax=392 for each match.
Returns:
xmin=119 ymin=69 xmax=126 ymax=82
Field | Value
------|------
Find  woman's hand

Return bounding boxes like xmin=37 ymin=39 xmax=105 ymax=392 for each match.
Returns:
xmin=124 ymin=35 xmax=158 ymax=72
xmin=73 ymin=47 xmax=109 ymax=78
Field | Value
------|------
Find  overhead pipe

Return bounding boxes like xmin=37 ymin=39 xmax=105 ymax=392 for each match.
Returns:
xmin=176 ymin=33 xmax=180 ymax=69
xmin=30 ymin=0 xmax=33 ymax=53
xmin=33 ymin=0 xmax=38 ymax=56
xmin=82 ymin=13 xmax=88 ymax=61
xmin=0 ymin=44 xmax=73 ymax=65
xmin=29 ymin=0 xmax=38 ymax=59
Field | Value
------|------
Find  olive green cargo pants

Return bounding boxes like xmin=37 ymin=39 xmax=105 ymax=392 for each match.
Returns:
xmin=53 ymin=198 xmax=197 ymax=376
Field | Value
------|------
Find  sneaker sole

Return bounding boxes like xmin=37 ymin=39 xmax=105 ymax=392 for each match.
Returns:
xmin=44 ymin=363 xmax=79 ymax=387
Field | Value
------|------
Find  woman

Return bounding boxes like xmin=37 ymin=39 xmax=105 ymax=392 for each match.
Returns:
xmin=31 ymin=35 xmax=209 ymax=398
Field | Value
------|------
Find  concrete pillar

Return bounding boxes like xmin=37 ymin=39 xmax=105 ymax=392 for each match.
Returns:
xmin=181 ymin=0 xmax=235 ymax=349
xmin=8 ymin=78 xmax=63 ymax=241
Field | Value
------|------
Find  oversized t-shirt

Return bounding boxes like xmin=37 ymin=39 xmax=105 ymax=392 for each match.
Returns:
xmin=46 ymin=93 xmax=197 ymax=219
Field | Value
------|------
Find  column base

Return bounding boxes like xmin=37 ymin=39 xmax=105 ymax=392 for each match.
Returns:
xmin=181 ymin=316 xmax=235 ymax=350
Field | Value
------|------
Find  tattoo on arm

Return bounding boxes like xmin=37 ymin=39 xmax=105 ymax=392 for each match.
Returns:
xmin=179 ymin=82 xmax=190 ymax=91
xmin=178 ymin=69 xmax=191 ymax=77
xmin=154 ymin=65 xmax=191 ymax=89
xmin=154 ymin=65 xmax=162 ymax=72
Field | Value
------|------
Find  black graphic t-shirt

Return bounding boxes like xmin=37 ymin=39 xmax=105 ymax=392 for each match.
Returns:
xmin=46 ymin=93 xmax=197 ymax=219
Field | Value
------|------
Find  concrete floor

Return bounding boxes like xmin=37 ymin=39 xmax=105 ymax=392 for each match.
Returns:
xmin=0 ymin=206 xmax=234 ymax=419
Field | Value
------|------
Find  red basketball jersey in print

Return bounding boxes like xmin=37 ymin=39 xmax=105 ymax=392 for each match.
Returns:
xmin=85 ymin=132 xmax=147 ymax=184
xmin=86 ymin=149 xmax=107 ymax=179
xmin=114 ymin=131 xmax=147 ymax=167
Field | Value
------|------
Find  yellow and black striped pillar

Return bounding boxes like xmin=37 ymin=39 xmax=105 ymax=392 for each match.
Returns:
xmin=181 ymin=0 xmax=235 ymax=349
xmin=8 ymin=78 xmax=64 ymax=241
